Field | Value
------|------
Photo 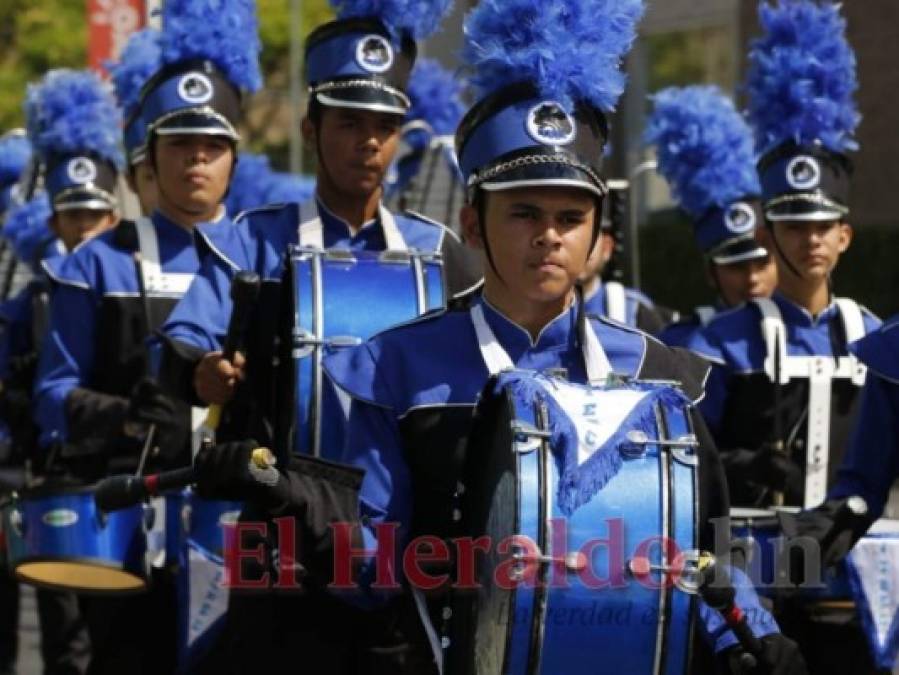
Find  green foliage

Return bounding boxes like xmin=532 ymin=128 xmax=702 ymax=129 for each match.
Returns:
xmin=0 ymin=0 xmax=88 ymax=131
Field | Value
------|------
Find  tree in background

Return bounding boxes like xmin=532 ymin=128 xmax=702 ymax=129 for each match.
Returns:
xmin=0 ymin=0 xmax=333 ymax=168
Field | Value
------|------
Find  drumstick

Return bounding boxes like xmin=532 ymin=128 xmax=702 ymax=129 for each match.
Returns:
xmin=696 ymin=553 xmax=765 ymax=670
xmin=203 ymin=271 xmax=262 ymax=432
xmin=94 ymin=447 xmax=276 ymax=511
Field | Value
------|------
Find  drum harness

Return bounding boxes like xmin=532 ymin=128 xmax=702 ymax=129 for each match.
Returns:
xmin=751 ymin=297 xmax=867 ymax=509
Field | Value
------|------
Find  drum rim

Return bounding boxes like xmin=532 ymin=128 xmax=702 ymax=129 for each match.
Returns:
xmin=7 ymin=482 xmax=106 ymax=500
xmin=12 ymin=555 xmax=149 ymax=595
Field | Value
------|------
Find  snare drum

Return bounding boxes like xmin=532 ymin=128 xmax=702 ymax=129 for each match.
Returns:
xmin=1 ymin=484 xmax=148 ymax=593
xmin=167 ymin=489 xmax=241 ymax=671
xmin=460 ymin=371 xmax=699 ymax=675
xmin=288 ymin=246 xmax=444 ymax=457
xmin=729 ymin=507 xmax=851 ymax=601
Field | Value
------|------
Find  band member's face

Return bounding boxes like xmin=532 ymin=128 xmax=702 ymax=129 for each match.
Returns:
xmin=711 ymin=254 xmax=778 ymax=306
xmin=152 ymin=134 xmax=233 ymax=215
xmin=305 ymin=107 xmax=401 ymax=198
xmin=51 ymin=208 xmax=117 ymax=251
xmin=466 ymin=187 xmax=596 ymax=304
xmin=767 ymin=219 xmax=852 ymax=280
xmin=127 ymin=159 xmax=158 ymax=216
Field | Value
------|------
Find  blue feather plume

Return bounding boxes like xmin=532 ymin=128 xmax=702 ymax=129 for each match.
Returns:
xmin=108 ymin=28 xmax=163 ymax=116
xmin=226 ymin=153 xmax=316 ymax=215
xmin=0 ymin=134 xmax=32 ymax=187
xmin=404 ymin=58 xmax=466 ymax=151
xmin=746 ymin=0 xmax=860 ymax=154
xmin=463 ymin=0 xmax=645 ymax=111
xmin=25 ymin=70 xmax=124 ymax=169
xmin=162 ymin=0 xmax=262 ymax=93
xmin=3 ymin=193 xmax=52 ymax=264
xmin=332 ymin=0 xmax=454 ymax=40
xmin=645 ymin=86 xmax=760 ymax=219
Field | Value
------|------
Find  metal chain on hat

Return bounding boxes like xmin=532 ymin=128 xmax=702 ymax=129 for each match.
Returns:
xmin=308 ymin=79 xmax=411 ymax=108
xmin=469 ymin=153 xmax=608 ymax=195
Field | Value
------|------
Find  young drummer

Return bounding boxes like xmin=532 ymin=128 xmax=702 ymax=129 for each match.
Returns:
xmin=191 ymin=0 xmax=804 ymax=672
xmin=157 ymin=0 xmax=477 ymax=447
xmin=31 ymin=1 xmax=262 ymax=671
xmin=645 ymin=86 xmax=777 ymax=349
xmin=685 ymin=2 xmax=879 ymax=671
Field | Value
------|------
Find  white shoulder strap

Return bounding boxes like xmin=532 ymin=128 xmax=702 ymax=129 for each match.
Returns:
xmin=834 ymin=297 xmax=868 ymax=386
xmin=297 ymin=199 xmax=325 ymax=249
xmin=604 ymin=281 xmax=627 ymax=324
xmin=695 ymin=305 xmax=716 ymax=326
xmin=470 ymin=304 xmax=515 ymax=375
xmin=135 ymin=217 xmax=195 ymax=295
xmin=752 ymin=297 xmax=788 ymax=384
xmin=378 ymin=204 xmax=408 ymax=252
xmin=297 ymin=199 xmax=408 ymax=252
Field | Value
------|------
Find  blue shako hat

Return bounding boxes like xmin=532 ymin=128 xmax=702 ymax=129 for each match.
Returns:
xmin=139 ymin=0 xmax=263 ymax=143
xmin=108 ymin=28 xmax=163 ymax=165
xmin=646 ymin=86 xmax=768 ymax=266
xmin=0 ymin=130 xmax=32 ymax=216
xmin=26 ymin=69 xmax=123 ymax=213
xmin=456 ymin=0 xmax=645 ymax=200
xmin=306 ymin=0 xmax=454 ymax=116
xmin=747 ymin=0 xmax=859 ymax=222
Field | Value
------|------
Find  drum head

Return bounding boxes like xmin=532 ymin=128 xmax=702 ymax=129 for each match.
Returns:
xmin=460 ymin=387 xmax=518 ymax=674
xmin=15 ymin=560 xmax=147 ymax=594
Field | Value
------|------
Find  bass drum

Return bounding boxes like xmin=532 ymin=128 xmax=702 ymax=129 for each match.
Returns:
xmin=459 ymin=371 xmax=699 ymax=675
xmin=288 ymin=245 xmax=445 ymax=457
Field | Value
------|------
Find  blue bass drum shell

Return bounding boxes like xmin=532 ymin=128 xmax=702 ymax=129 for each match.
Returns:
xmin=457 ymin=373 xmax=699 ymax=675
xmin=2 ymin=483 xmax=148 ymax=594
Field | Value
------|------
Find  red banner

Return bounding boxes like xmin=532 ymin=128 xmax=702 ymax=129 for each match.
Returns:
xmin=87 ymin=0 xmax=146 ymax=75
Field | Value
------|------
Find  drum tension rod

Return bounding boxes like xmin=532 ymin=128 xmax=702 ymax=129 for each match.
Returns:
xmin=510 ymin=420 xmax=551 ymax=441
xmin=624 ymin=430 xmax=698 ymax=448
xmin=512 ymin=548 xmax=588 ymax=573
xmin=293 ymin=331 xmax=362 ymax=349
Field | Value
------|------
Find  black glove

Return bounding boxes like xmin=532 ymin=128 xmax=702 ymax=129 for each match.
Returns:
xmin=125 ymin=378 xmax=188 ymax=462
xmin=194 ymin=439 xmax=290 ymax=508
xmin=725 ymin=634 xmax=807 ymax=675
xmin=723 ymin=446 xmax=803 ymax=496
xmin=777 ymin=497 xmax=872 ymax=585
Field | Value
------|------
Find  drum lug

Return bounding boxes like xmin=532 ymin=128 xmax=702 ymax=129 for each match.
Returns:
xmin=510 ymin=420 xmax=551 ymax=454
xmin=293 ymin=329 xmax=362 ymax=358
xmin=627 ymin=549 xmax=706 ymax=595
xmin=9 ymin=508 xmax=23 ymax=538
xmin=621 ymin=430 xmax=699 ymax=462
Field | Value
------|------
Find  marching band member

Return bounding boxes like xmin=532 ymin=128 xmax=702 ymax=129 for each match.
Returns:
xmin=20 ymin=67 xmax=128 ymax=675
xmin=192 ymin=0 xmax=804 ymax=672
xmin=685 ymin=1 xmax=879 ymax=671
xmin=155 ymin=0 xmax=474 ymax=670
xmin=158 ymin=0 xmax=478 ymax=430
xmin=686 ymin=0 xmax=878 ymax=511
xmin=31 ymin=0 xmax=262 ymax=670
xmin=645 ymin=85 xmax=777 ymax=349
xmin=108 ymin=27 xmax=162 ymax=216
xmin=0 ymin=128 xmax=35 ymax=675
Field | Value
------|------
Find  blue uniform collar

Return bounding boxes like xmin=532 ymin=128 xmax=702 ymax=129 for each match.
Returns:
xmin=152 ymin=206 xmax=227 ymax=240
xmin=478 ymin=294 xmax=578 ymax=354
xmin=773 ymin=291 xmax=838 ymax=327
xmin=315 ymin=194 xmax=379 ymax=238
